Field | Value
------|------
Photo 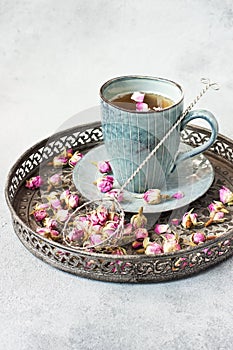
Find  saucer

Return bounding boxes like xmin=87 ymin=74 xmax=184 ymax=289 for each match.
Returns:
xmin=73 ymin=144 xmax=214 ymax=213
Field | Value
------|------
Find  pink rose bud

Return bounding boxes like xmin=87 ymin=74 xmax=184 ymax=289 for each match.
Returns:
xmin=163 ymin=239 xmax=181 ymax=253
xmin=102 ymin=221 xmax=119 ymax=236
xmin=143 ymin=189 xmax=161 ymax=204
xmin=96 ymin=175 xmax=114 ymax=193
xmin=181 ymin=209 xmax=200 ymax=229
xmin=43 ymin=218 xmax=58 ymax=229
xmin=172 ymin=191 xmax=184 ymax=199
xmin=145 ymin=242 xmax=164 ymax=255
xmin=131 ymin=91 xmax=145 ymax=102
xmin=33 ymin=209 xmax=47 ymax=222
xmin=34 ymin=203 xmax=50 ymax=210
xmin=130 ymin=207 xmax=147 ymax=229
xmin=67 ymin=193 xmax=79 ymax=209
xmin=211 ymin=211 xmax=226 ymax=223
xmin=170 ymin=218 xmax=180 ymax=226
xmin=25 ymin=175 xmax=43 ymax=190
xmin=55 ymin=209 xmax=69 ymax=222
xmin=48 ymin=173 xmax=62 ymax=187
xmin=50 ymin=230 xmax=61 ymax=240
xmin=89 ymin=205 xmax=108 ymax=225
xmin=50 ymin=199 xmax=62 ymax=210
xmin=219 ymin=186 xmax=233 ymax=205
xmin=69 ymin=151 xmax=83 ymax=167
xmin=68 ymin=228 xmax=85 ymax=242
xmin=97 ymin=160 xmax=112 ymax=174
xmin=191 ymin=232 xmax=206 ymax=244
xmin=53 ymin=155 xmax=68 ymax=167
xmin=132 ymin=240 xmax=144 ymax=249
xmin=163 ymin=234 xmax=181 ymax=253
xmin=135 ymin=227 xmax=148 ymax=240
xmin=105 ymin=189 xmax=124 ymax=202
xmin=90 ymin=234 xmax=103 ymax=246
xmin=36 ymin=227 xmax=50 ymax=237
xmin=136 ymin=102 xmax=149 ymax=112
xmin=208 ymin=201 xmax=229 ymax=213
xmin=60 ymin=189 xmax=70 ymax=201
xmin=143 ymin=189 xmax=170 ymax=204
xmin=154 ymin=224 xmax=170 ymax=235
xmin=66 ymin=148 xmax=73 ymax=158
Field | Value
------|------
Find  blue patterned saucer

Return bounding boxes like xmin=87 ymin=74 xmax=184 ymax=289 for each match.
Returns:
xmin=73 ymin=144 xmax=214 ymax=213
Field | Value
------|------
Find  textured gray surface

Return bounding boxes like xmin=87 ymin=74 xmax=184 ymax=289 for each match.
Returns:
xmin=1 ymin=1 xmax=233 ymax=349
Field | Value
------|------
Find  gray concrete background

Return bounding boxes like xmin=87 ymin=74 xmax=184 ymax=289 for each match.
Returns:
xmin=1 ymin=1 xmax=233 ymax=349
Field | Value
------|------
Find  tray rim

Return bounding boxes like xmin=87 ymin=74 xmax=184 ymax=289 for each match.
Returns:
xmin=4 ymin=121 xmax=233 ymax=282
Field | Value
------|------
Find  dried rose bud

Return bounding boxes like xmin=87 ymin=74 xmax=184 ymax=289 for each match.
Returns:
xmin=163 ymin=235 xmax=181 ymax=253
xmin=50 ymin=230 xmax=61 ymax=241
xmin=208 ymin=201 xmax=229 ymax=213
xmin=154 ymin=224 xmax=170 ymax=235
xmin=170 ymin=218 xmax=180 ymax=226
xmin=97 ymin=160 xmax=112 ymax=174
xmin=60 ymin=189 xmax=70 ymax=201
xmin=34 ymin=203 xmax=50 ymax=210
xmin=143 ymin=189 xmax=161 ymax=204
xmin=105 ymin=189 xmax=124 ymax=202
xmin=67 ymin=193 xmax=79 ymax=209
xmin=53 ymin=153 xmax=68 ymax=167
xmin=69 ymin=151 xmax=84 ymax=167
xmin=131 ymin=91 xmax=145 ymax=102
xmin=145 ymin=242 xmax=164 ymax=255
xmin=134 ymin=227 xmax=148 ymax=240
xmin=90 ymin=234 xmax=103 ymax=246
xmin=68 ymin=228 xmax=85 ymax=242
xmin=60 ymin=190 xmax=79 ymax=209
xmin=89 ymin=205 xmax=108 ymax=225
xmin=102 ymin=221 xmax=119 ymax=236
xmin=36 ymin=227 xmax=51 ymax=238
xmin=132 ymin=240 xmax=144 ymax=249
xmin=50 ymin=199 xmax=62 ymax=210
xmin=130 ymin=207 xmax=147 ymax=229
xmin=43 ymin=218 xmax=58 ymax=229
xmin=48 ymin=173 xmax=62 ymax=187
xmin=33 ymin=209 xmax=47 ymax=222
xmin=96 ymin=175 xmax=114 ymax=193
xmin=181 ymin=209 xmax=202 ymax=229
xmin=143 ymin=189 xmax=170 ymax=205
xmin=205 ymin=211 xmax=226 ymax=227
xmin=172 ymin=191 xmax=184 ymax=199
xmin=66 ymin=148 xmax=73 ymax=158
xmin=211 ymin=211 xmax=225 ymax=222
xmin=136 ymin=102 xmax=149 ymax=112
xmin=219 ymin=186 xmax=233 ymax=205
xmin=191 ymin=232 xmax=206 ymax=244
xmin=25 ymin=175 xmax=43 ymax=190
xmin=55 ymin=209 xmax=69 ymax=222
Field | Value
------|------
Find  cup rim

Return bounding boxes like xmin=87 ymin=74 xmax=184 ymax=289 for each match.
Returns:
xmin=99 ymin=75 xmax=184 ymax=113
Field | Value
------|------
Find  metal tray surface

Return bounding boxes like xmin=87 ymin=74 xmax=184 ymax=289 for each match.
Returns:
xmin=5 ymin=122 xmax=233 ymax=283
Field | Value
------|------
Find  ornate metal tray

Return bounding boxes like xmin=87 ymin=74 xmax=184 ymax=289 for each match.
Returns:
xmin=5 ymin=122 xmax=233 ymax=283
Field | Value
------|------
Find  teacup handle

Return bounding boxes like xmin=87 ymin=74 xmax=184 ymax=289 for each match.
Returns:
xmin=174 ymin=109 xmax=219 ymax=167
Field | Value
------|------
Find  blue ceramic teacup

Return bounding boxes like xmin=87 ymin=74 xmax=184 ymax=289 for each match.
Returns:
xmin=100 ymin=76 xmax=218 ymax=193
